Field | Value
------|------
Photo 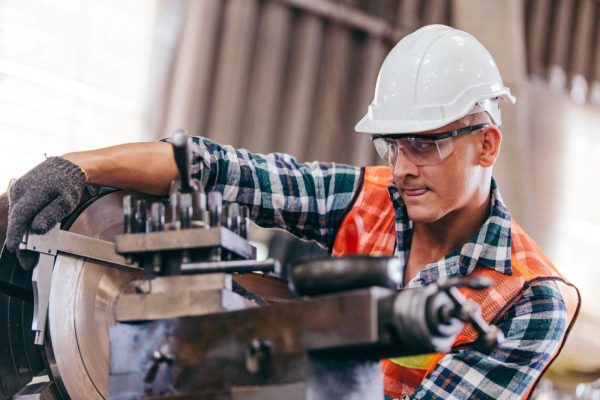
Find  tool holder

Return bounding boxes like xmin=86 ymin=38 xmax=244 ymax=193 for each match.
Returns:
xmin=114 ymin=131 xmax=272 ymax=279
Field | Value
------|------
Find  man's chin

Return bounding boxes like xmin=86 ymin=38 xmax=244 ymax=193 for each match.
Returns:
xmin=405 ymin=207 xmax=442 ymax=224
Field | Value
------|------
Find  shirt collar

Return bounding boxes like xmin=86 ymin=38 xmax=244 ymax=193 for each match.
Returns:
xmin=387 ymin=178 xmax=512 ymax=287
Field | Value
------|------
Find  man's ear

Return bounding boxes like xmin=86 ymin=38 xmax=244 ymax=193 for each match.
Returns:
xmin=479 ymin=126 xmax=502 ymax=167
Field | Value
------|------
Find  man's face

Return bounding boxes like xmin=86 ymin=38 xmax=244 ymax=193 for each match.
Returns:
xmin=389 ymin=118 xmax=489 ymax=224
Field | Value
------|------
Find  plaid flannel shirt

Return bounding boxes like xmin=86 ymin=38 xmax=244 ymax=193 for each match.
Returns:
xmin=190 ymin=136 xmax=568 ymax=400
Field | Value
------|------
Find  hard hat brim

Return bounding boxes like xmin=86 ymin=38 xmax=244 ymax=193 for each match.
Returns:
xmin=354 ymin=114 xmax=459 ymax=134
xmin=355 ymin=92 xmax=516 ymax=134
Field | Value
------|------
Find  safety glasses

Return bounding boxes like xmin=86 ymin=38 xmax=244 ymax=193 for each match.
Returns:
xmin=371 ymin=123 xmax=489 ymax=166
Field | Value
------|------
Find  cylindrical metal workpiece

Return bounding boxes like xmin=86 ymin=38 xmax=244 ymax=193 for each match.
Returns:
xmin=179 ymin=193 xmax=193 ymax=229
xmin=239 ymin=205 xmax=250 ymax=239
xmin=222 ymin=203 xmax=232 ymax=230
xmin=192 ymin=191 xmax=207 ymax=219
xmin=123 ymin=195 xmax=134 ymax=234
xmin=135 ymin=200 xmax=148 ymax=233
xmin=150 ymin=202 xmax=166 ymax=232
xmin=207 ymin=191 xmax=223 ymax=228
xmin=228 ymin=203 xmax=241 ymax=235
xmin=168 ymin=192 xmax=179 ymax=228
xmin=207 ymin=191 xmax=223 ymax=261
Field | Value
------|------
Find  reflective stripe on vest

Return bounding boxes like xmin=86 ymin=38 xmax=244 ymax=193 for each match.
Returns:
xmin=332 ymin=166 xmax=581 ymax=399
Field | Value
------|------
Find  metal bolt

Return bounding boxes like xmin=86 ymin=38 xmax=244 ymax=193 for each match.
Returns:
xmin=244 ymin=338 xmax=272 ymax=375
xmin=144 ymin=349 xmax=174 ymax=384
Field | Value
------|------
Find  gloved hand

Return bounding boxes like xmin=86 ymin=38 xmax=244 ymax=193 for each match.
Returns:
xmin=6 ymin=157 xmax=87 ymax=270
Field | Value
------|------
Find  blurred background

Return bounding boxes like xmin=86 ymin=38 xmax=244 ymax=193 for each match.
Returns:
xmin=0 ymin=0 xmax=599 ymax=397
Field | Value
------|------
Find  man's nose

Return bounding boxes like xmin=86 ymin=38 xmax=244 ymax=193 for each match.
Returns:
xmin=391 ymin=150 xmax=419 ymax=179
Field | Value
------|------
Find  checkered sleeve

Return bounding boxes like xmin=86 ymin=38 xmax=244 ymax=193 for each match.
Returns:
xmin=188 ymin=136 xmax=362 ymax=247
xmin=405 ymin=281 xmax=568 ymax=400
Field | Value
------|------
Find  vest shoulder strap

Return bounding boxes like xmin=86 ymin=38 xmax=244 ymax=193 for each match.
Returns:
xmin=332 ymin=166 xmax=396 ymax=256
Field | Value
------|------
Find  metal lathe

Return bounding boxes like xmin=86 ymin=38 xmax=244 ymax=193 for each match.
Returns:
xmin=0 ymin=133 xmax=502 ymax=400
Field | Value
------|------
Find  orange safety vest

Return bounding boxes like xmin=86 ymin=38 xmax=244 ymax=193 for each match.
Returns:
xmin=332 ymin=166 xmax=580 ymax=399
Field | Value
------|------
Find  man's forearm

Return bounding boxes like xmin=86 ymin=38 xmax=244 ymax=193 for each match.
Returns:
xmin=195 ymin=137 xmax=361 ymax=246
xmin=63 ymin=142 xmax=178 ymax=196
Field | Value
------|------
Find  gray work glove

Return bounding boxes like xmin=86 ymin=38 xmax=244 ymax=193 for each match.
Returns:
xmin=6 ymin=157 xmax=87 ymax=270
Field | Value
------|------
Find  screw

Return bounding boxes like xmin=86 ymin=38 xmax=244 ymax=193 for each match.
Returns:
xmin=245 ymin=338 xmax=272 ymax=375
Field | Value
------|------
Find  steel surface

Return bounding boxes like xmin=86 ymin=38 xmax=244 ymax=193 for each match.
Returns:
xmin=115 ymin=288 xmax=246 ymax=322
xmin=45 ymin=191 xmax=143 ymax=399
xmin=289 ymin=255 xmax=402 ymax=295
xmin=115 ymin=227 xmax=256 ymax=259
xmin=24 ymin=226 xmax=130 ymax=267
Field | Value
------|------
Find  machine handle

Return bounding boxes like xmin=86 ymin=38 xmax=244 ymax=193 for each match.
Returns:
xmin=439 ymin=277 xmax=504 ymax=352
xmin=171 ymin=130 xmax=196 ymax=193
xmin=144 ymin=350 xmax=174 ymax=384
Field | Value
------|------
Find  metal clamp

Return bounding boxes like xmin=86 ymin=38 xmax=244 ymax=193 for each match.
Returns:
xmin=20 ymin=224 xmax=133 ymax=345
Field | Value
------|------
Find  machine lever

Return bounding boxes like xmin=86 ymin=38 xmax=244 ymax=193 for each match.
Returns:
xmin=144 ymin=349 xmax=174 ymax=385
xmin=171 ymin=130 xmax=196 ymax=194
xmin=438 ymin=277 xmax=504 ymax=352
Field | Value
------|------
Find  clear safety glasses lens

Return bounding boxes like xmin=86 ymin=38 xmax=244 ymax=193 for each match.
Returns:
xmin=372 ymin=137 xmax=454 ymax=166
xmin=371 ymin=124 xmax=489 ymax=166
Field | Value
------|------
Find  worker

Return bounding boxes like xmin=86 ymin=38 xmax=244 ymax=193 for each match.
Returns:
xmin=5 ymin=25 xmax=579 ymax=399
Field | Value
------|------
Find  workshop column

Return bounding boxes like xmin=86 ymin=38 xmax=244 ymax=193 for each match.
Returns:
xmin=452 ymin=0 xmax=531 ymax=226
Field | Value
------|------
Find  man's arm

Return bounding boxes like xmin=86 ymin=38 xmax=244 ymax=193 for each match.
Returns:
xmin=7 ymin=137 xmax=362 ymax=269
xmin=189 ymin=137 xmax=362 ymax=247
xmin=63 ymin=142 xmax=178 ymax=196
xmin=66 ymin=137 xmax=362 ymax=247
xmin=404 ymin=282 xmax=567 ymax=400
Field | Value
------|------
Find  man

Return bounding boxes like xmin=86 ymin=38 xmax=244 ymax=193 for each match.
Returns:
xmin=6 ymin=25 xmax=579 ymax=399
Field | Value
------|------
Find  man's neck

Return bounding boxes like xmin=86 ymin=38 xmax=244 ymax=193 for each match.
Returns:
xmin=404 ymin=190 xmax=492 ymax=285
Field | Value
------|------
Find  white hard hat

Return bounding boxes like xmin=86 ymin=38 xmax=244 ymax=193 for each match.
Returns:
xmin=355 ymin=24 xmax=516 ymax=134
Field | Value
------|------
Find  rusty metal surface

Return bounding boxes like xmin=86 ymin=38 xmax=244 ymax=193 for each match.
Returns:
xmin=109 ymin=287 xmax=390 ymax=397
xmin=232 ymin=273 xmax=296 ymax=305
xmin=107 ymin=276 xmax=491 ymax=399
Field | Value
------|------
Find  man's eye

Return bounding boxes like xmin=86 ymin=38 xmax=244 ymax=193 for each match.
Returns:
xmin=410 ymin=139 xmax=435 ymax=151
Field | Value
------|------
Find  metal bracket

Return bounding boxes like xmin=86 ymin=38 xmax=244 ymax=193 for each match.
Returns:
xmin=20 ymin=224 xmax=133 ymax=345
xmin=30 ymin=254 xmax=55 ymax=345
xmin=114 ymin=227 xmax=257 ymax=260
xmin=13 ymin=375 xmax=57 ymax=400
xmin=21 ymin=225 xmax=130 ymax=267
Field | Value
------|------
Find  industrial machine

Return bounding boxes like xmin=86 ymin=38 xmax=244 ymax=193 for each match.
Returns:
xmin=0 ymin=133 xmax=502 ymax=399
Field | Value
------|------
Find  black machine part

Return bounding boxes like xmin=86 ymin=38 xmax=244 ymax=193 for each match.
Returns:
xmin=382 ymin=276 xmax=504 ymax=354
xmin=289 ymin=256 xmax=502 ymax=353
xmin=109 ymin=277 xmax=502 ymax=399
xmin=0 ymin=246 xmax=45 ymax=400
xmin=170 ymin=130 xmax=197 ymax=194
xmin=288 ymin=255 xmax=402 ymax=296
